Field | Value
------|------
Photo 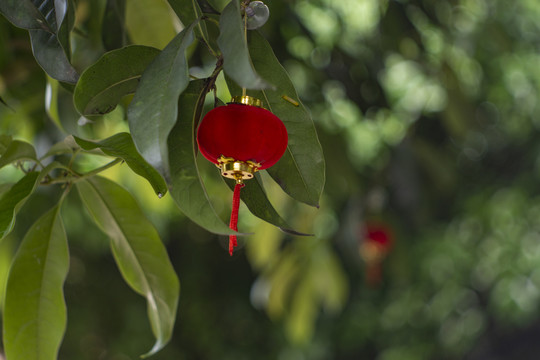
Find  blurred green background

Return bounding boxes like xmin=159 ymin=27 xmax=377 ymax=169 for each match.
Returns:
xmin=2 ymin=0 xmax=540 ymax=359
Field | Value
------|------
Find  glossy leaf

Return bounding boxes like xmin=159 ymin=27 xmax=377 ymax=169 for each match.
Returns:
xmin=195 ymin=0 xmax=220 ymax=14
xmin=45 ymin=76 xmax=63 ymax=131
xmin=42 ymin=136 xmax=80 ymax=158
xmin=76 ymin=176 xmax=179 ymax=357
xmin=166 ymin=0 xmax=211 ymax=49
xmin=0 ymin=0 xmax=52 ymax=31
xmin=74 ymin=45 xmax=160 ymax=116
xmin=29 ymin=28 xmax=79 ymax=83
xmin=24 ymin=0 xmax=79 ymax=83
xmin=218 ymin=0 xmax=269 ymax=90
xmin=168 ymin=80 xmax=239 ymax=235
xmin=74 ymin=133 xmax=168 ymax=197
xmin=102 ymin=0 xmax=126 ymax=51
xmin=128 ymin=24 xmax=195 ymax=177
xmin=224 ymin=174 xmax=310 ymax=236
xmin=228 ymin=31 xmax=325 ymax=207
xmin=0 ymin=172 xmax=39 ymax=240
xmin=29 ymin=46 xmax=76 ymax=85
xmin=0 ymin=138 xmax=37 ymax=170
xmin=3 ymin=205 xmax=69 ymax=360
xmin=56 ymin=0 xmax=75 ymax=58
xmin=45 ymin=77 xmax=81 ymax=134
xmin=0 ymin=162 xmax=68 ymax=240
xmin=0 ymin=1 xmax=78 ymax=82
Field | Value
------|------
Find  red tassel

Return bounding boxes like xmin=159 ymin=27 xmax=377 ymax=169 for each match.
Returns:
xmin=229 ymin=183 xmax=244 ymax=256
xmin=365 ymin=262 xmax=382 ymax=287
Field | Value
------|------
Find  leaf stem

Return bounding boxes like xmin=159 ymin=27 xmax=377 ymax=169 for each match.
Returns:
xmin=41 ymin=158 xmax=123 ymax=186
xmin=16 ymin=158 xmax=45 ymax=174
xmin=58 ymin=182 xmax=72 ymax=205
xmin=202 ymin=56 xmax=224 ymax=99
xmin=67 ymin=149 xmax=80 ymax=169
xmin=199 ymin=17 xmax=220 ymax=58
xmin=77 ymin=158 xmax=123 ymax=180
xmin=202 ymin=16 xmax=219 ymax=27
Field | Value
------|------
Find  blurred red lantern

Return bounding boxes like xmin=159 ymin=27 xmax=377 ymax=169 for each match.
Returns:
xmin=359 ymin=222 xmax=394 ymax=286
xmin=197 ymin=96 xmax=288 ymax=255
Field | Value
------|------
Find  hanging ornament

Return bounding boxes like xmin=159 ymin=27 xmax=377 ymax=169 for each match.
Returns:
xmin=359 ymin=222 xmax=394 ymax=286
xmin=197 ymin=95 xmax=288 ymax=255
xmin=245 ymin=1 xmax=270 ymax=30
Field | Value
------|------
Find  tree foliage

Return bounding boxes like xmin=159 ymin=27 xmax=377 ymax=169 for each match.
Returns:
xmin=2 ymin=0 xmax=540 ymax=359
xmin=0 ymin=0 xmax=324 ymax=358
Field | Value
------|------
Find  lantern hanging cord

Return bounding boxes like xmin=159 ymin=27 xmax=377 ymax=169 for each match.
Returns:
xmin=229 ymin=182 xmax=245 ymax=256
xmin=242 ymin=5 xmax=248 ymax=98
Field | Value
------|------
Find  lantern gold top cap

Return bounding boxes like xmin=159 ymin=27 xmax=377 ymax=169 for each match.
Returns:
xmin=230 ymin=95 xmax=264 ymax=108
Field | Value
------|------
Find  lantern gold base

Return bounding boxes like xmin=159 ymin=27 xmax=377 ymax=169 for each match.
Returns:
xmin=230 ymin=95 xmax=264 ymax=108
xmin=217 ymin=156 xmax=261 ymax=184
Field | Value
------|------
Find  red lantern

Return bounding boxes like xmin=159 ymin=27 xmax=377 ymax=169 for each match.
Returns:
xmin=196 ymin=95 xmax=288 ymax=255
xmin=359 ymin=222 xmax=394 ymax=286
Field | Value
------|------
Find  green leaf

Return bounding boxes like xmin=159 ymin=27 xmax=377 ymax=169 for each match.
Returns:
xmin=12 ymin=0 xmax=80 ymax=83
xmin=224 ymin=174 xmax=310 ymax=236
xmin=125 ymin=0 xmax=177 ymax=49
xmin=166 ymin=0 xmax=212 ymax=50
xmin=102 ymin=0 xmax=126 ymax=51
xmin=29 ymin=29 xmax=78 ymax=83
xmin=56 ymin=0 xmax=75 ymax=59
xmin=227 ymin=31 xmax=325 ymax=207
xmin=74 ymin=45 xmax=160 ymax=116
xmin=0 ymin=134 xmax=12 ymax=155
xmin=218 ymin=0 xmax=269 ymax=90
xmin=128 ymin=23 xmax=196 ymax=177
xmin=0 ymin=172 xmax=39 ymax=239
xmin=45 ymin=77 xmax=81 ymax=134
xmin=45 ymin=76 xmax=63 ymax=131
xmin=0 ymin=162 xmax=68 ymax=240
xmin=0 ymin=0 xmax=74 ymax=54
xmin=266 ymin=248 xmax=301 ymax=318
xmin=285 ymin=271 xmax=318 ymax=344
xmin=0 ymin=95 xmax=14 ymax=111
xmin=0 ymin=183 xmax=12 ymax=198
xmin=168 ymin=80 xmax=240 ymax=235
xmin=74 ymin=133 xmax=168 ymax=197
xmin=193 ymin=0 xmax=220 ymax=13
xmin=0 ymin=0 xmax=52 ymax=31
xmin=204 ymin=0 xmax=225 ymax=11
xmin=42 ymin=136 xmax=80 ymax=158
xmin=3 ymin=205 xmax=69 ymax=360
xmin=317 ymin=251 xmax=348 ymax=313
xmin=76 ymin=176 xmax=179 ymax=357
xmin=0 ymin=228 xmax=14 ymax=310
xmin=0 ymin=138 xmax=37 ymax=170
